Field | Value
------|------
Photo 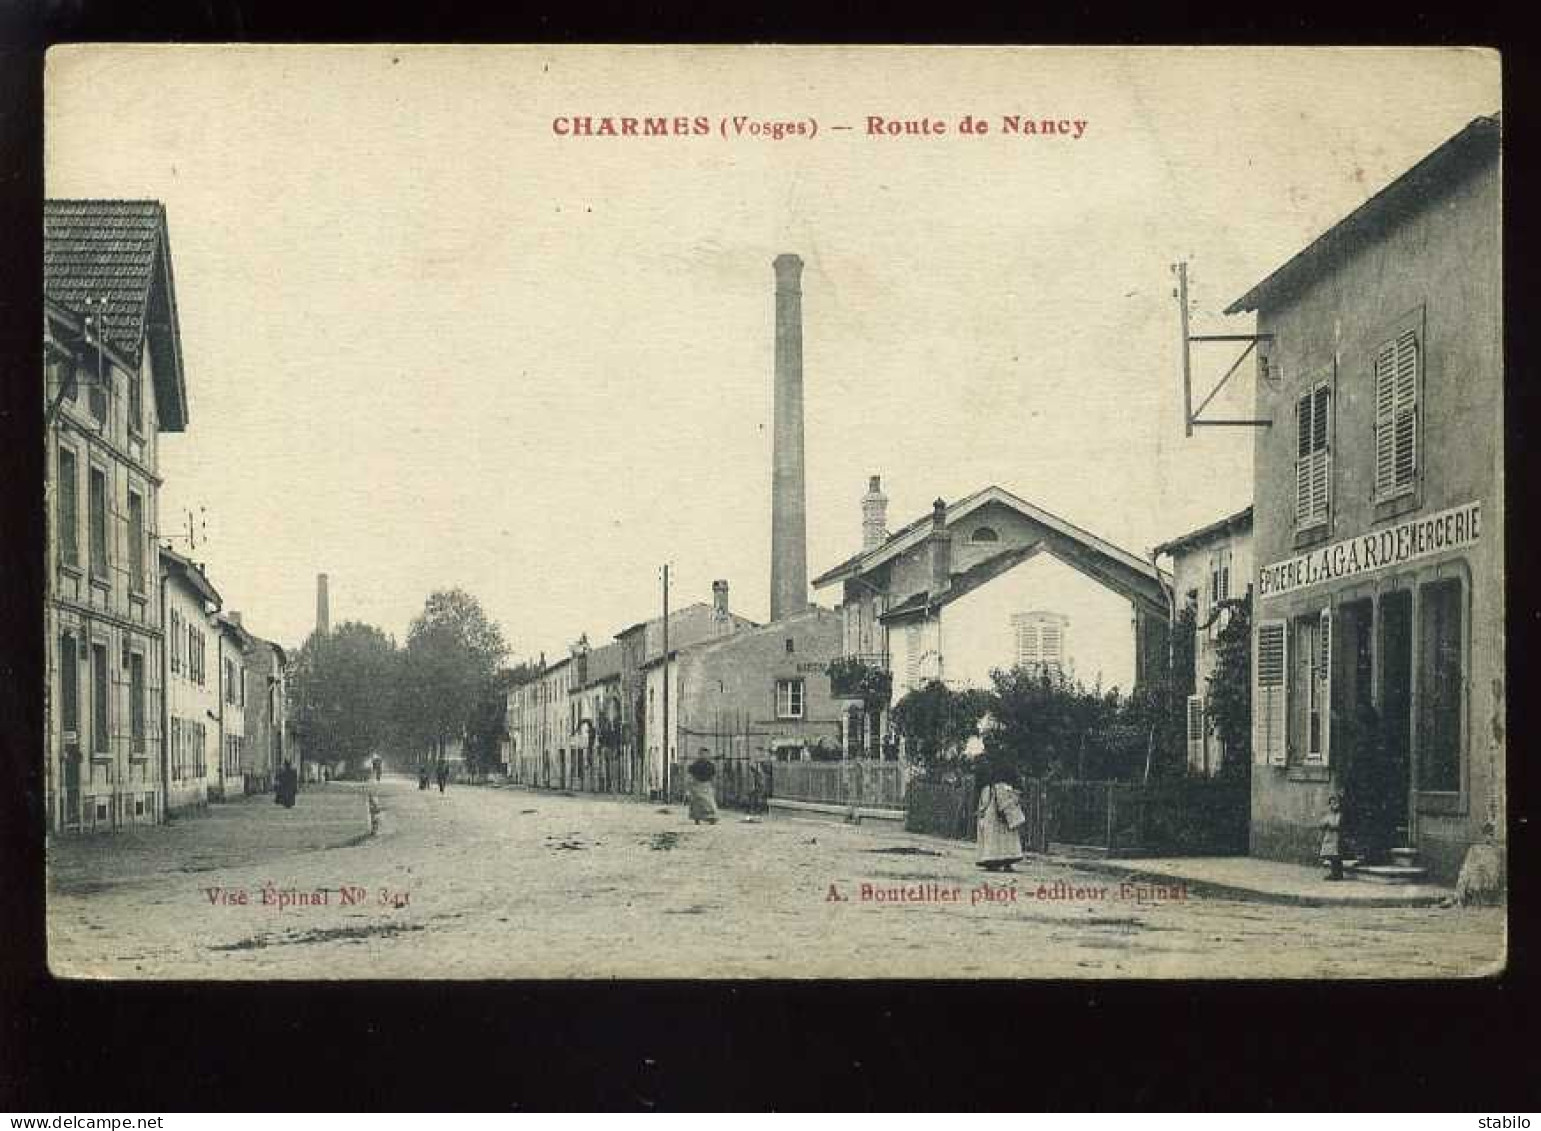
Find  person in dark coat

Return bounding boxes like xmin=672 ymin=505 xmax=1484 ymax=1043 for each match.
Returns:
xmin=275 ymin=760 xmax=298 ymax=809
xmin=435 ymin=761 xmax=449 ymax=793
xmin=418 ymin=764 xmax=431 ymax=790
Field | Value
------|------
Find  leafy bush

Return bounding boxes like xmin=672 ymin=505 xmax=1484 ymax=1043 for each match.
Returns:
xmin=890 ymin=680 xmax=991 ymax=783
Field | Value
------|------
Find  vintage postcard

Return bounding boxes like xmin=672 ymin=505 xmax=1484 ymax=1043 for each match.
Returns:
xmin=41 ymin=45 xmax=1504 ymax=979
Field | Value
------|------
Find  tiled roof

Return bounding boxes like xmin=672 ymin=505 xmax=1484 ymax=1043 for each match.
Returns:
xmin=812 ymin=484 xmax=1160 ymax=594
xmin=1152 ymin=505 xmax=1253 ymax=558
xmin=44 ymin=199 xmax=188 ymax=430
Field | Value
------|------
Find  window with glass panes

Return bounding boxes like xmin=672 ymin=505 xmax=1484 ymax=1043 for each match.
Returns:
xmin=776 ymin=678 xmax=805 ymax=719
xmin=58 ymin=447 xmax=79 ymax=567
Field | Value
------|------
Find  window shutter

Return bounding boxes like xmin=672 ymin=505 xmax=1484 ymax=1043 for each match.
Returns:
xmin=1295 ymin=393 xmax=1314 ymax=525
xmin=1186 ymin=694 xmax=1206 ymax=774
xmin=1373 ymin=341 xmax=1398 ymax=495
xmin=1253 ymin=620 xmax=1288 ymax=766
xmin=1318 ymin=606 xmax=1333 ymax=766
xmin=1393 ymin=329 xmax=1418 ymax=490
xmin=1041 ymin=622 xmax=1063 ymax=669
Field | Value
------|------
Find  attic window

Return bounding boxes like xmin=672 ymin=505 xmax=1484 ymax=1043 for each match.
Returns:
xmin=971 ymin=527 xmax=1000 ymax=544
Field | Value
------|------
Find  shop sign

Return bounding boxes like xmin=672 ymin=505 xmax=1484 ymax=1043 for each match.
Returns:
xmin=1258 ymin=500 xmax=1481 ymax=600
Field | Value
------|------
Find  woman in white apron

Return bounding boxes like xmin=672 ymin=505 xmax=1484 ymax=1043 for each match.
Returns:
xmin=976 ymin=763 xmax=1026 ymax=872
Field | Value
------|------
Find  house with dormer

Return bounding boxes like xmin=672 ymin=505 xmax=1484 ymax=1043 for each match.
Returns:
xmin=44 ymin=200 xmax=189 ymax=834
xmin=812 ymin=480 xmax=1171 ymax=750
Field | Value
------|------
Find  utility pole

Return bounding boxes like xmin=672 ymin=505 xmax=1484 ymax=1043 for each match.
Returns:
xmin=1177 ymin=261 xmax=1193 ymax=438
xmin=661 ymin=563 xmax=670 ymax=804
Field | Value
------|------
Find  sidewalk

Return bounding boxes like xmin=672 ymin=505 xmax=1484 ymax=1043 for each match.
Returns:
xmin=47 ymin=781 xmax=374 ymax=895
xmin=1044 ymin=853 xmax=1453 ymax=907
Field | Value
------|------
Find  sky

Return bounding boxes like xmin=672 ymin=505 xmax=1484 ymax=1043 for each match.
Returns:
xmin=45 ymin=45 xmax=1500 ymax=660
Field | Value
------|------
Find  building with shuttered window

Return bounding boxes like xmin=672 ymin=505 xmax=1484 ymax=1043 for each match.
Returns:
xmin=1227 ymin=115 xmax=1502 ymax=882
xmin=1154 ymin=507 xmax=1254 ymax=778
xmin=44 ymin=200 xmax=189 ymax=834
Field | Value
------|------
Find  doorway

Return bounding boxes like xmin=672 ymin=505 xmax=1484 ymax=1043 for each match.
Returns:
xmin=1375 ymin=590 xmax=1414 ymax=854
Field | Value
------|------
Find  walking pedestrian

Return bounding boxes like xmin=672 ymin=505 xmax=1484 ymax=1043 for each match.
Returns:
xmin=418 ymin=764 xmax=430 ymax=790
xmin=686 ymin=750 xmax=719 ymax=825
xmin=372 ymin=755 xmax=383 ymax=782
xmin=435 ymin=761 xmax=449 ymax=793
xmin=975 ymin=760 xmax=1025 ymax=872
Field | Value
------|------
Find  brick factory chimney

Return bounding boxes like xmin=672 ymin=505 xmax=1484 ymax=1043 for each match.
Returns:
xmin=862 ymin=475 xmax=889 ymax=550
xmin=929 ymin=498 xmax=952 ymax=596
xmin=316 ymin=573 xmax=330 ymax=636
xmin=770 ymin=253 xmax=808 ymax=623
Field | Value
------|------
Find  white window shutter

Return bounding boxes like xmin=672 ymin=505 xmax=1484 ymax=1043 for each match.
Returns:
xmin=1318 ymin=606 xmax=1333 ymax=766
xmin=1295 ymin=392 xmax=1314 ymax=526
xmin=1254 ymin=620 xmax=1288 ymax=766
xmin=1373 ymin=341 xmax=1398 ymax=496
xmin=1186 ymin=694 xmax=1206 ymax=774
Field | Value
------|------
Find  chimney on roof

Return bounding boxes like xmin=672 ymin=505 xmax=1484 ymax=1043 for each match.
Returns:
xmin=227 ymin=611 xmax=242 ymax=627
xmin=770 ymin=253 xmax=808 ymax=623
xmin=861 ymin=475 xmax=889 ymax=550
xmin=929 ymin=498 xmax=952 ymax=597
xmin=316 ymin=573 xmax=330 ymax=636
xmin=712 ymin=579 xmax=730 ymax=618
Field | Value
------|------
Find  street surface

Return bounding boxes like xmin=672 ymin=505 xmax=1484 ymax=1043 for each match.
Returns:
xmin=47 ymin=776 xmax=1505 ymax=979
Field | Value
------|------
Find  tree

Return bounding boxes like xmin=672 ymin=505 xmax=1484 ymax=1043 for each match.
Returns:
xmin=399 ymin=589 xmax=509 ymax=765
xmin=827 ymin=656 xmax=894 ymax=759
xmin=890 ymin=680 xmax=991 ymax=783
xmin=289 ymin=621 xmax=399 ymax=777
xmin=465 ymin=662 xmax=539 ymax=778
xmin=1206 ymin=593 xmax=1252 ymax=781
xmin=985 ymin=664 xmax=1123 ymax=781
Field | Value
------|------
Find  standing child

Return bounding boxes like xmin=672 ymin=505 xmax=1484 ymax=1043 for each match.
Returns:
xmin=1321 ymin=793 xmax=1344 ymax=881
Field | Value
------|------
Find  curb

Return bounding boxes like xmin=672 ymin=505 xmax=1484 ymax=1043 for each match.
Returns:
xmin=1042 ymin=854 xmax=1450 ymax=908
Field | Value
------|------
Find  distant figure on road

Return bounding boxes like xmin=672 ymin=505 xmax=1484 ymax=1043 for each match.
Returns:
xmin=372 ymin=755 xmax=383 ymax=782
xmin=1320 ymin=793 xmax=1344 ymax=881
xmin=686 ymin=751 xmax=719 ymax=825
xmin=975 ymin=761 xmax=1025 ymax=872
xmin=275 ymin=760 xmax=298 ymax=809
xmin=435 ymin=761 xmax=449 ymax=793
xmin=418 ymin=764 xmax=431 ymax=790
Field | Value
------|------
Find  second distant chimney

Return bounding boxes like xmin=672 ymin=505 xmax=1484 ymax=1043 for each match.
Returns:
xmin=861 ymin=475 xmax=889 ymax=550
xmin=929 ymin=498 xmax=952 ymax=596
xmin=316 ymin=573 xmax=330 ymax=636
xmin=712 ymin=579 xmax=730 ymax=616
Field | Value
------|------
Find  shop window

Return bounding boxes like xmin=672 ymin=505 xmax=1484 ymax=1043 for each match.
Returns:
xmin=1417 ymin=579 xmax=1463 ymax=793
xmin=1374 ymin=328 xmax=1419 ymax=500
xmin=1295 ymin=382 xmax=1332 ymax=531
xmin=1289 ymin=610 xmax=1331 ymax=763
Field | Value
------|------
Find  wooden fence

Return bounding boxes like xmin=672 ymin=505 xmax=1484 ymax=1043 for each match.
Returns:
xmin=904 ymin=777 xmax=1247 ymax=856
xmin=770 ymin=759 xmax=905 ymax=811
